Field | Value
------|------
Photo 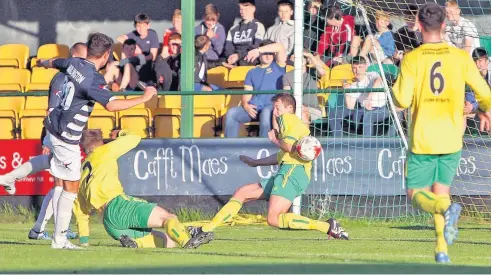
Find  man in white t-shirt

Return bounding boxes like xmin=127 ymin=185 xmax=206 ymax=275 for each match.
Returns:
xmin=444 ymin=0 xmax=480 ymax=54
xmin=328 ymin=56 xmax=393 ymax=137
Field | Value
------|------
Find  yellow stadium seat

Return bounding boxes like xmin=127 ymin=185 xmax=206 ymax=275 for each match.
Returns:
xmin=119 ymin=96 xmax=152 ymax=138
xmin=31 ymin=44 xmax=70 ymax=68
xmin=25 ymin=96 xmax=48 ymax=110
xmin=0 ymin=68 xmax=31 ymax=92
xmin=227 ymin=66 xmax=255 ymax=88
xmin=88 ymin=103 xmax=116 ymax=139
xmin=322 ymin=64 xmax=354 ymax=88
xmin=19 ymin=106 xmax=46 ymax=139
xmin=0 ymin=44 xmax=29 ymax=69
xmin=0 ymin=97 xmax=24 ymax=139
xmin=112 ymin=43 xmax=122 ymax=61
xmin=153 ymin=109 xmax=181 ymax=138
xmin=207 ymin=66 xmax=229 ymax=88
xmin=26 ymin=68 xmax=60 ymax=92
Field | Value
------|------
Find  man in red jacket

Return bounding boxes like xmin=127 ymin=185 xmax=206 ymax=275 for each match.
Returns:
xmin=316 ymin=4 xmax=355 ymax=67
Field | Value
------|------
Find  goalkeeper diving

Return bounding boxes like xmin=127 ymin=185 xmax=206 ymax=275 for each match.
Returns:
xmin=73 ymin=129 xmax=213 ymax=249
xmin=392 ymin=3 xmax=491 ymax=263
xmin=188 ymin=93 xmax=349 ymax=240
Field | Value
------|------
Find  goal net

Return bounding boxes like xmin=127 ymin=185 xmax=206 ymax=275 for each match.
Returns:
xmin=298 ymin=0 xmax=491 ymax=219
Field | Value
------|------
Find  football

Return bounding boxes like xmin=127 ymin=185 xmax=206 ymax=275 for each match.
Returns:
xmin=296 ymin=136 xmax=322 ymax=161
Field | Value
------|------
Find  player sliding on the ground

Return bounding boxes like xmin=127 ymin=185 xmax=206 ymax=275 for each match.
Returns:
xmin=189 ymin=93 xmax=349 ymax=240
xmin=73 ymin=129 xmax=213 ymax=249
xmin=392 ymin=3 xmax=491 ymax=263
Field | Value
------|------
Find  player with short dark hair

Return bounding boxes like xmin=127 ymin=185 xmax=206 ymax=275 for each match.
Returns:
xmin=392 ymin=3 xmax=491 ymax=263
xmin=1 ymin=32 xmax=158 ymax=250
xmin=73 ymin=129 xmax=213 ymax=249
xmin=104 ymin=38 xmax=145 ymax=91
xmin=188 ymin=93 xmax=349 ymax=241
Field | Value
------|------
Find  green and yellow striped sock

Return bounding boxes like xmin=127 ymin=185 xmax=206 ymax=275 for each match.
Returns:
xmin=278 ymin=213 xmax=330 ymax=233
xmin=202 ymin=199 xmax=243 ymax=232
xmin=163 ymin=218 xmax=190 ymax=247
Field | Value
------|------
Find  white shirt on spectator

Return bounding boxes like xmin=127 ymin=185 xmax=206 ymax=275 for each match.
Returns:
xmin=445 ymin=17 xmax=480 ymax=54
xmin=346 ymin=72 xmax=386 ymax=108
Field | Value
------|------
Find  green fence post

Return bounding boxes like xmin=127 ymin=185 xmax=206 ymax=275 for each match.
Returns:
xmin=180 ymin=0 xmax=195 ymax=138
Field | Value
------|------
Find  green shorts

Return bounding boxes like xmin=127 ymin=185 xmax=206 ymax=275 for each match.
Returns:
xmin=260 ymin=164 xmax=310 ymax=202
xmin=103 ymin=194 xmax=156 ymax=240
xmin=405 ymin=150 xmax=461 ymax=190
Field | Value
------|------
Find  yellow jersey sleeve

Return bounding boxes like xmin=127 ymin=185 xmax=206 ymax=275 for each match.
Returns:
xmin=105 ymin=130 xmax=142 ymax=159
xmin=464 ymin=55 xmax=491 ymax=111
xmin=392 ymin=54 xmax=416 ymax=109
xmin=277 ymin=114 xmax=304 ymax=146
xmin=73 ymin=193 xmax=90 ymax=244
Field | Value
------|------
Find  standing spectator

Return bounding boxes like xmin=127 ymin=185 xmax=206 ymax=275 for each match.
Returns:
xmin=282 ymin=52 xmax=328 ymax=124
xmin=163 ymin=9 xmax=183 ymax=57
xmin=316 ymin=4 xmax=355 ymax=66
xmin=352 ymin=10 xmax=395 ymax=64
xmin=195 ymin=35 xmax=222 ymax=91
xmin=225 ymin=41 xmax=287 ymax=137
xmin=154 ymin=33 xmax=181 ymax=91
xmin=116 ymin=13 xmax=159 ymax=83
xmin=265 ymin=0 xmax=295 ymax=56
xmin=444 ymin=0 xmax=480 ymax=54
xmin=195 ymin=4 xmax=226 ymax=60
xmin=224 ymin=0 xmax=266 ymax=66
xmin=328 ymin=56 xmax=393 ymax=137
xmin=393 ymin=4 xmax=422 ymax=58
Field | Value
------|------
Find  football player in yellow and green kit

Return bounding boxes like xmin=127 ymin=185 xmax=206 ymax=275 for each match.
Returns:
xmin=73 ymin=129 xmax=213 ymax=249
xmin=188 ymin=93 xmax=349 ymax=240
xmin=392 ymin=3 xmax=491 ymax=263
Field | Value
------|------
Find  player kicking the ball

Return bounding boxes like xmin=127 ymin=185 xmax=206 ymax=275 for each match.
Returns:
xmin=189 ymin=93 xmax=349 ymax=240
xmin=392 ymin=3 xmax=491 ymax=263
xmin=73 ymin=129 xmax=213 ymax=249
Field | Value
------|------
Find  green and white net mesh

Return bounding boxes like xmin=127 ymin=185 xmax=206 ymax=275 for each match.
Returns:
xmin=299 ymin=0 xmax=491 ymax=220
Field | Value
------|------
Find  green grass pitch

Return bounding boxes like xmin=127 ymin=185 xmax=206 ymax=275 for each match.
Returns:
xmin=0 ymin=219 xmax=490 ymax=274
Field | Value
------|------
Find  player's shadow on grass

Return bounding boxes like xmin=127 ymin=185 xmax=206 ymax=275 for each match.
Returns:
xmin=0 ymin=240 xmax=42 ymax=246
xmin=10 ymin=263 xmax=491 ymax=274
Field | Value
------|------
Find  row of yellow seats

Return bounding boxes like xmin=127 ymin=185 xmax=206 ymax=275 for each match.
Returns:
xmin=0 ymin=43 xmax=69 ymax=69
xmin=0 ymin=67 xmax=59 ymax=92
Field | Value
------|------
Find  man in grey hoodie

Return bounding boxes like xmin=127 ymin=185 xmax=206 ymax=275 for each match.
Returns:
xmin=265 ymin=0 xmax=295 ymax=56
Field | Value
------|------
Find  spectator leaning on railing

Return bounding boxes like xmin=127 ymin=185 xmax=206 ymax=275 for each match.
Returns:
xmin=154 ymin=33 xmax=181 ymax=91
xmin=444 ymin=0 xmax=480 ymax=54
xmin=104 ymin=39 xmax=145 ymax=92
xmin=224 ymin=0 xmax=265 ymax=67
xmin=265 ymin=0 xmax=295 ymax=56
xmin=225 ymin=41 xmax=287 ymax=138
xmin=116 ymin=13 xmax=159 ymax=84
xmin=194 ymin=35 xmax=222 ymax=91
xmin=195 ymin=4 xmax=226 ymax=61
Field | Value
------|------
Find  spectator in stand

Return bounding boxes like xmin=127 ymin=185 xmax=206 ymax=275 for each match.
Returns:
xmin=163 ymin=9 xmax=183 ymax=57
xmin=282 ymin=51 xmax=328 ymax=124
xmin=195 ymin=35 xmax=222 ymax=91
xmin=444 ymin=0 xmax=480 ymax=54
xmin=116 ymin=13 xmax=159 ymax=83
xmin=328 ymin=56 xmax=394 ymax=137
xmin=304 ymin=1 xmax=325 ymax=51
xmin=195 ymin=4 xmax=226 ymax=60
xmin=225 ymin=40 xmax=287 ymax=137
xmin=316 ymin=4 xmax=355 ymax=67
xmin=104 ymin=39 xmax=146 ymax=92
xmin=393 ymin=4 xmax=422 ymax=64
xmin=351 ymin=10 xmax=395 ymax=64
xmin=224 ymin=0 xmax=265 ymax=67
xmin=154 ymin=33 xmax=181 ymax=91
xmin=265 ymin=0 xmax=295 ymax=56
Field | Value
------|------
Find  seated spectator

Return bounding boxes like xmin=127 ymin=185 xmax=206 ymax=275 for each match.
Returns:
xmin=104 ymin=39 xmax=146 ymax=91
xmin=393 ymin=4 xmax=421 ymax=64
xmin=224 ymin=0 xmax=265 ymax=67
xmin=328 ymin=56 xmax=394 ymax=137
xmin=225 ymin=40 xmax=287 ymax=137
xmin=316 ymin=4 xmax=355 ymax=67
xmin=195 ymin=35 xmax=222 ymax=91
xmin=282 ymin=51 xmax=328 ymax=124
xmin=195 ymin=4 xmax=226 ymax=60
xmin=117 ymin=13 xmax=159 ymax=83
xmin=163 ymin=9 xmax=183 ymax=57
xmin=154 ymin=33 xmax=181 ymax=91
xmin=303 ymin=1 xmax=325 ymax=51
xmin=444 ymin=0 xmax=480 ymax=54
xmin=265 ymin=0 xmax=294 ymax=56
xmin=351 ymin=10 xmax=395 ymax=64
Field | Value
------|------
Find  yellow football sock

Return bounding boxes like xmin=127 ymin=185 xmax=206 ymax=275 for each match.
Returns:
xmin=412 ymin=190 xmax=438 ymax=214
xmin=163 ymin=218 xmax=190 ymax=248
xmin=433 ymin=213 xmax=448 ymax=254
xmin=434 ymin=194 xmax=451 ymax=214
xmin=135 ymin=233 xmax=165 ymax=248
xmin=202 ymin=199 xmax=243 ymax=232
xmin=278 ymin=213 xmax=330 ymax=233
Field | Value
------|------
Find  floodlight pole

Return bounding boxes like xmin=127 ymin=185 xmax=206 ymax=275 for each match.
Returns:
xmin=180 ymin=0 xmax=195 ymax=138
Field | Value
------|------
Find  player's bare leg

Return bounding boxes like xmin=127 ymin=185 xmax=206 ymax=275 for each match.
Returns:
xmin=0 ymin=154 xmax=51 ymax=195
xmin=52 ymin=180 xmax=81 ymax=249
xmin=104 ymin=63 xmax=121 ymax=85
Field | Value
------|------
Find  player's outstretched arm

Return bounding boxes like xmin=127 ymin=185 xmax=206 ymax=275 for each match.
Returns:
xmin=240 ymin=153 xmax=278 ymax=167
xmin=37 ymin=58 xmax=70 ymax=71
xmin=105 ymin=86 xmax=157 ymax=112
xmin=106 ymin=130 xmax=142 ymax=159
